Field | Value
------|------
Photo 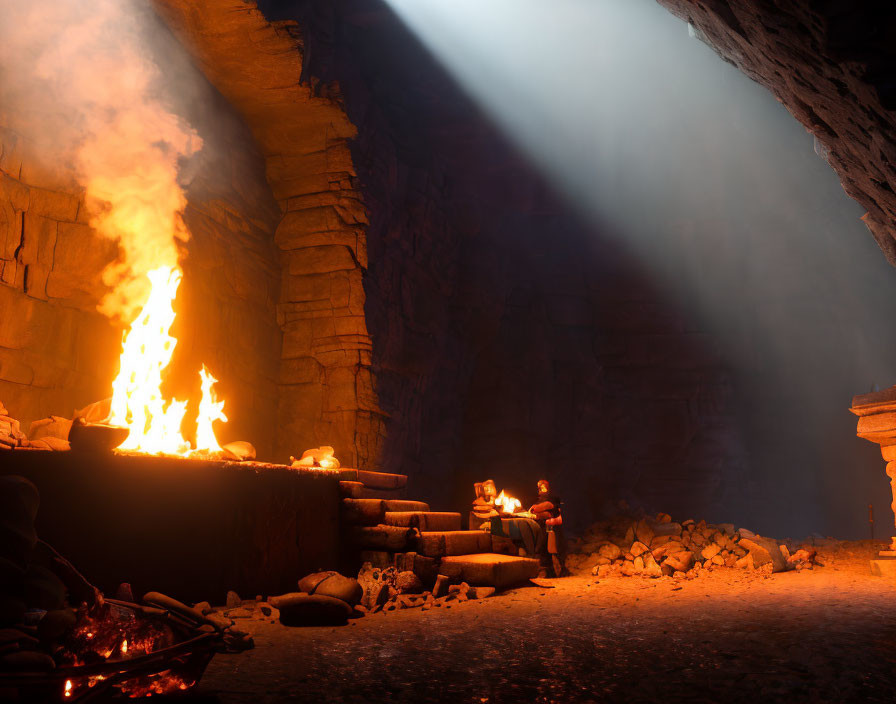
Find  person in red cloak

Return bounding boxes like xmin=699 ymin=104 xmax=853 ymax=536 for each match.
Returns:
xmin=528 ymin=479 xmax=568 ymax=577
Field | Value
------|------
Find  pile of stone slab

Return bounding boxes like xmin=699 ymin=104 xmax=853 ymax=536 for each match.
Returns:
xmin=0 ymin=401 xmax=71 ymax=451
xmin=338 ymin=469 xmax=539 ymax=591
xmin=568 ymin=513 xmax=821 ymax=578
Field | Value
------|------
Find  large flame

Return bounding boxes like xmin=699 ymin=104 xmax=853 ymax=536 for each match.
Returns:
xmin=108 ymin=266 xmax=227 ymax=456
xmin=195 ymin=365 xmax=226 ymax=454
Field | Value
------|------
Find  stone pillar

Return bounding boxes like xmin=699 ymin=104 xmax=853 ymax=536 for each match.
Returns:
xmin=851 ymin=387 xmax=896 ymax=576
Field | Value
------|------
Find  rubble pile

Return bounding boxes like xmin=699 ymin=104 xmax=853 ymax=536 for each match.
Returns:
xmin=0 ymin=401 xmax=70 ymax=451
xmin=354 ymin=563 xmax=494 ymax=615
xmin=567 ymin=513 xmax=822 ymax=579
xmin=245 ymin=564 xmax=497 ymax=628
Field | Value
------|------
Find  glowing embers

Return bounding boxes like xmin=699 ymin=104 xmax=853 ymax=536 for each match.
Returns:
xmin=108 ymin=266 xmax=227 ymax=457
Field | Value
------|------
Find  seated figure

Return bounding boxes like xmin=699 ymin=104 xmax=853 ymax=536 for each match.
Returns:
xmin=470 ymin=479 xmax=499 ymax=529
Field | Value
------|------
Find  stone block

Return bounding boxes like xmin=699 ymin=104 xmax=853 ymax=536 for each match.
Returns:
xmin=351 ymin=525 xmax=415 ymax=551
xmin=45 ymin=222 xmax=115 ymax=304
xmin=438 ymin=554 xmax=539 ymax=590
xmin=870 ymin=558 xmax=896 ymax=579
xmin=417 ymin=530 xmax=492 ymax=557
xmin=28 ymin=187 xmax=79 ymax=222
xmin=340 ymin=498 xmax=385 ymax=525
xmin=384 ymin=512 xmax=462 ymax=532
xmin=382 ymin=499 xmax=427 ymax=511
xmin=739 ymin=537 xmax=788 ymax=572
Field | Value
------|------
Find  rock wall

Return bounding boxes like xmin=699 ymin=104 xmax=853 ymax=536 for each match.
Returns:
xmin=154 ymin=0 xmax=385 ymax=467
xmin=0 ymin=20 xmax=282 ymax=456
xmin=655 ymin=0 xmax=896 ymax=265
xmin=280 ymin=1 xmax=750 ymax=531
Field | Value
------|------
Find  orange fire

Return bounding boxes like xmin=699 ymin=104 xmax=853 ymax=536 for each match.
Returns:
xmin=495 ymin=490 xmax=522 ymax=515
xmin=108 ymin=266 xmax=227 ymax=456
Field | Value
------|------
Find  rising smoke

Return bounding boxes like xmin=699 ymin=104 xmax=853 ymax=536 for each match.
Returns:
xmin=0 ymin=0 xmax=200 ymax=321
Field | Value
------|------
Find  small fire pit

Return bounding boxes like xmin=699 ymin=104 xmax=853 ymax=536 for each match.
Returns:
xmin=4 ymin=597 xmax=222 ymax=702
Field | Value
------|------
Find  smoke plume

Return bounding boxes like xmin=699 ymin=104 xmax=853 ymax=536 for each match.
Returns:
xmin=0 ymin=0 xmax=200 ymax=320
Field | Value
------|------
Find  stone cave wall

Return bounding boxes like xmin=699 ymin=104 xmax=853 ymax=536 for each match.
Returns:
xmin=0 ymin=24 xmax=282 ymax=457
xmin=280 ymin=0 xmax=750 ymax=531
xmin=154 ymin=0 xmax=386 ymax=467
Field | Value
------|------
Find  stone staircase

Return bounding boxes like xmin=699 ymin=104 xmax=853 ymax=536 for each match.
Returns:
xmin=337 ymin=469 xmax=539 ymax=591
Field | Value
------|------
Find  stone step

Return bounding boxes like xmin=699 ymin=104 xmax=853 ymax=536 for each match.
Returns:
xmin=439 ymin=554 xmax=540 ymax=590
xmin=350 ymin=524 xmax=416 ymax=551
xmin=339 ymin=481 xmax=406 ymax=501
xmin=341 ymin=499 xmax=432 ymax=525
xmin=338 ymin=469 xmax=407 ymax=490
xmin=358 ymin=469 xmax=407 ymax=490
xmin=384 ymin=511 xmax=462 ymax=532
xmin=417 ymin=530 xmax=492 ymax=557
xmin=341 ymin=498 xmax=385 ymax=525
xmin=358 ymin=487 xmax=407 ymax=500
xmin=383 ymin=499 xmax=429 ymax=513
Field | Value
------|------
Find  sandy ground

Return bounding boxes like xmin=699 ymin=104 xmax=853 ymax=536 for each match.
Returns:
xmin=191 ymin=542 xmax=896 ymax=703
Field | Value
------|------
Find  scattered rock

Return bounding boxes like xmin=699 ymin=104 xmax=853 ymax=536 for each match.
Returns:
xmin=395 ymin=570 xmax=423 ymax=594
xmin=300 ymin=571 xmax=363 ymax=607
xmin=275 ymin=593 xmax=352 ymax=627
xmin=629 ymin=541 xmax=649 ymax=557
xmin=222 ymin=440 xmax=256 ymax=461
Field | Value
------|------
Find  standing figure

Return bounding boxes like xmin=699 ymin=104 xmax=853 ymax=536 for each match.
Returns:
xmin=528 ymin=479 xmax=568 ymax=577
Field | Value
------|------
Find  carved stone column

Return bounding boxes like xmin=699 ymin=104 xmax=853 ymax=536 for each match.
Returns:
xmin=851 ymin=387 xmax=896 ymax=575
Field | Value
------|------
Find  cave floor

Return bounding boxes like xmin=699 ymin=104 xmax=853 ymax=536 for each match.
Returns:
xmin=193 ymin=542 xmax=896 ymax=703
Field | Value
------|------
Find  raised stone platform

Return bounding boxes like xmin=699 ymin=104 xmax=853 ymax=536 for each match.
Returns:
xmin=0 ymin=450 xmax=342 ymax=603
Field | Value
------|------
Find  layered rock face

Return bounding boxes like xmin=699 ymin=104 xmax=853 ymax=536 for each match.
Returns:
xmin=0 ymin=17 xmax=281 ymax=455
xmin=155 ymin=1 xmax=384 ymax=467
xmin=656 ymin=0 xmax=896 ymax=263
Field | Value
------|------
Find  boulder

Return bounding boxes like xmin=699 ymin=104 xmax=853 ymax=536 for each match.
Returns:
xmin=302 ymin=572 xmax=363 ymax=607
xmin=653 ymin=522 xmax=682 ymax=537
xmin=701 ymin=544 xmax=721 ymax=560
xmin=643 ymin=553 xmax=663 ymax=578
xmin=664 ymin=550 xmax=694 ymax=572
xmin=739 ymin=537 xmax=788 ymax=572
xmin=223 ymin=441 xmax=256 ymax=461
xmin=298 ymin=571 xmax=337 ymax=594
xmin=395 ymin=571 xmax=423 ymax=594
xmin=634 ymin=519 xmax=655 ymax=546
xmin=275 ymin=594 xmax=352 ymax=626
xmin=629 ymin=541 xmax=649 ymax=557
xmin=598 ymin=542 xmax=622 ymax=561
